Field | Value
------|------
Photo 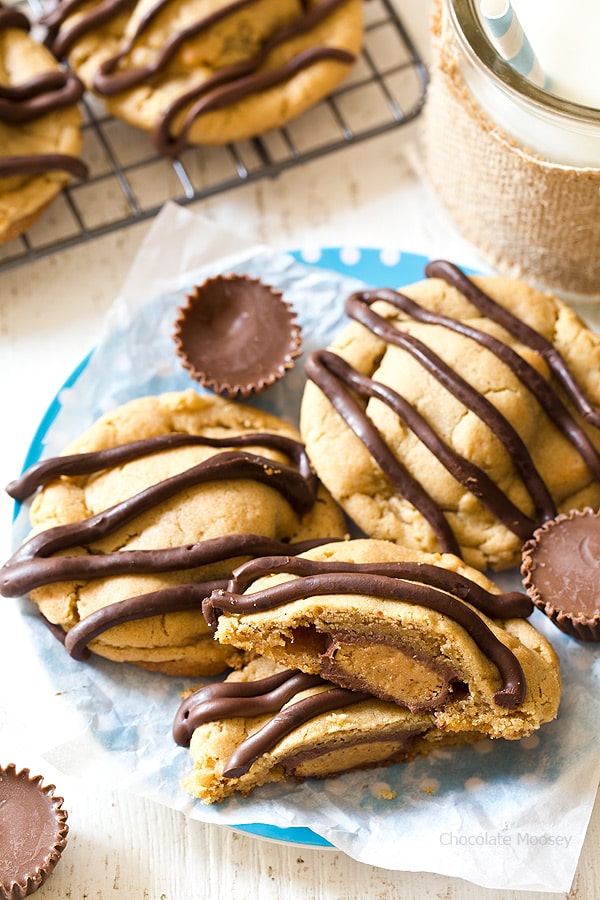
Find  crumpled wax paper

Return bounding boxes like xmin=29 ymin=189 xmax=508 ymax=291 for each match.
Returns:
xmin=9 ymin=202 xmax=600 ymax=893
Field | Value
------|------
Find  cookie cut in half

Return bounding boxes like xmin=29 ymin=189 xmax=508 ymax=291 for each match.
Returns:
xmin=204 ymin=539 xmax=561 ymax=739
xmin=300 ymin=260 xmax=600 ymax=571
xmin=1 ymin=390 xmax=346 ymax=675
xmin=174 ymin=656 xmax=482 ymax=804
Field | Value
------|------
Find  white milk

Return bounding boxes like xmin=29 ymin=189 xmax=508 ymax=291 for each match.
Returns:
xmin=463 ymin=0 xmax=600 ymax=165
xmin=424 ymin=0 xmax=600 ymax=299
xmin=510 ymin=0 xmax=600 ymax=108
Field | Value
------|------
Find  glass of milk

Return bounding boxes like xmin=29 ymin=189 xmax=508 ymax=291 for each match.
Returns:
xmin=423 ymin=0 xmax=600 ymax=300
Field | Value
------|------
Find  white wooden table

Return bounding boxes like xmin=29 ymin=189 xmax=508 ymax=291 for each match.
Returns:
xmin=1 ymin=2 xmax=598 ymax=896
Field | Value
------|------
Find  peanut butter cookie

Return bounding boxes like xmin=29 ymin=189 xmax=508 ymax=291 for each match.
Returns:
xmin=0 ymin=4 xmax=87 ymax=243
xmin=43 ymin=0 xmax=363 ymax=155
xmin=1 ymin=390 xmax=346 ymax=675
xmin=174 ymin=650 xmax=552 ymax=804
xmin=300 ymin=261 xmax=600 ymax=570
xmin=204 ymin=539 xmax=561 ymax=741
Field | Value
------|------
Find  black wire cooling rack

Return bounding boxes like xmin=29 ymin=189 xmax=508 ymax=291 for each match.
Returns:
xmin=1 ymin=0 xmax=428 ymax=271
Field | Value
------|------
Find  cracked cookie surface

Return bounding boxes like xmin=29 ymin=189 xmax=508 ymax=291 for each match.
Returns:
xmin=3 ymin=390 xmax=346 ymax=675
xmin=300 ymin=264 xmax=600 ymax=570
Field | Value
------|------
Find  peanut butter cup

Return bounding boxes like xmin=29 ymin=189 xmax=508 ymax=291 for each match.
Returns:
xmin=521 ymin=508 xmax=600 ymax=642
xmin=173 ymin=275 xmax=302 ymax=397
xmin=0 ymin=765 xmax=68 ymax=899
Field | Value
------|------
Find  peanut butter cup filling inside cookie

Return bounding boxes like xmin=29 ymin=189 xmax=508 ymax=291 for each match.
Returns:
xmin=318 ymin=630 xmax=465 ymax=710
xmin=204 ymin=553 xmax=532 ymax=710
xmin=174 ymin=665 xmax=424 ymax=786
xmin=174 ymin=631 xmax=558 ymax=804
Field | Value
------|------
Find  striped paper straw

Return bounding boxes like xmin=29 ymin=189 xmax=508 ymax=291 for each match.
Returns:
xmin=479 ymin=0 xmax=547 ymax=89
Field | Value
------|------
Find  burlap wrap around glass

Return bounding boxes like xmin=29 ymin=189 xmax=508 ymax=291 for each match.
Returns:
xmin=424 ymin=1 xmax=600 ymax=299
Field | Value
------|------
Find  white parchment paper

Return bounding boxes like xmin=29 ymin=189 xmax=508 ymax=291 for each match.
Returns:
xmin=9 ymin=203 xmax=600 ymax=892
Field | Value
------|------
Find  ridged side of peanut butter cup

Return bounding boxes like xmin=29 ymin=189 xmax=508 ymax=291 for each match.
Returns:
xmin=173 ymin=274 xmax=302 ymax=397
xmin=0 ymin=764 xmax=68 ymax=899
xmin=521 ymin=508 xmax=600 ymax=641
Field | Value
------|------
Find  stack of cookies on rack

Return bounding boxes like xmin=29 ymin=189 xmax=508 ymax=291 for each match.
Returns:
xmin=1 ymin=0 xmax=364 ymax=242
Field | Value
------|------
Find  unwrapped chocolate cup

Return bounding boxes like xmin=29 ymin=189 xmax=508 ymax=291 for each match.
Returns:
xmin=0 ymin=765 xmax=68 ymax=899
xmin=173 ymin=274 xmax=302 ymax=397
xmin=521 ymin=508 xmax=600 ymax=642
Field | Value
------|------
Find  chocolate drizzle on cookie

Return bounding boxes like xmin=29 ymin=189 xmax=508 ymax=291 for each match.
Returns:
xmin=5 ymin=448 xmax=312 ymax=574
xmin=6 ymin=430 xmax=316 ymax=502
xmin=1 ymin=431 xmax=328 ymax=659
xmin=51 ymin=537 xmax=331 ymax=660
xmin=204 ymin=555 xmax=529 ymax=709
xmin=0 ymin=153 xmax=88 ymax=179
xmin=0 ymin=5 xmax=30 ymax=31
xmin=0 ymin=2 xmax=88 ymax=180
xmin=0 ymin=70 xmax=84 ymax=123
xmin=173 ymin=667 xmax=370 ymax=779
xmin=174 ymin=668 xmax=325 ymax=745
xmin=43 ymin=0 xmax=358 ymax=156
xmin=216 ymin=555 xmax=533 ymax=618
xmin=427 ymin=260 xmax=600 ymax=429
xmin=305 ymin=261 xmax=600 ymax=555
xmin=42 ymin=0 xmax=136 ymax=58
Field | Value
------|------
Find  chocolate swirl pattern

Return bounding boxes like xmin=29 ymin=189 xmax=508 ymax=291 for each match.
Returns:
xmin=42 ymin=0 xmax=362 ymax=154
xmin=43 ymin=0 xmax=136 ymax=59
xmin=0 ymin=69 xmax=84 ymax=123
xmin=302 ymin=262 xmax=600 ymax=569
xmin=2 ymin=434 xmax=317 ymax=593
xmin=173 ymin=667 xmax=364 ymax=748
xmin=213 ymin=555 xmax=533 ymax=618
xmin=5 ymin=430 xmax=317 ymax=504
xmin=427 ymin=261 xmax=600 ymax=430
